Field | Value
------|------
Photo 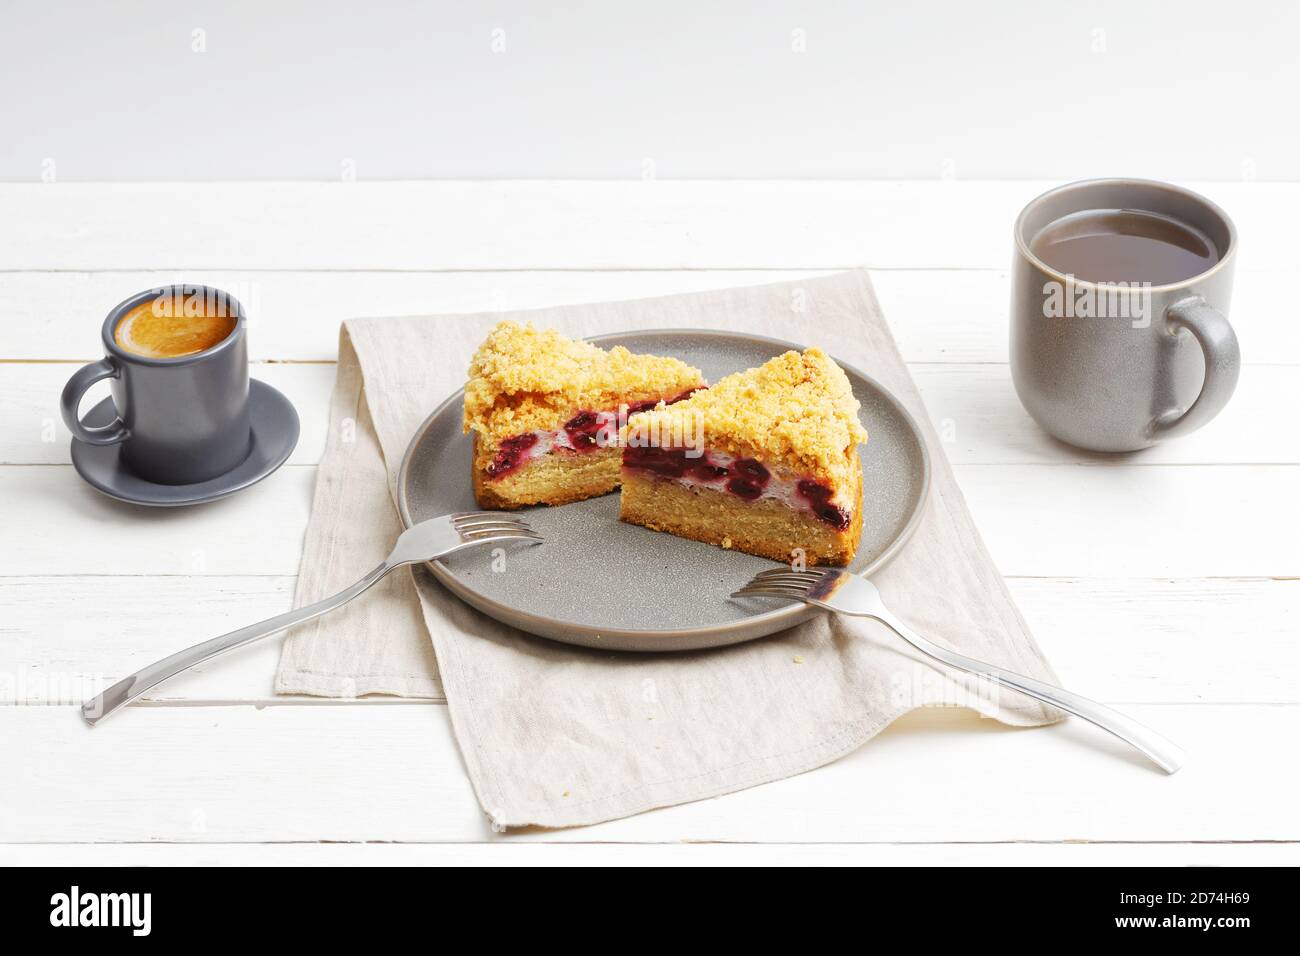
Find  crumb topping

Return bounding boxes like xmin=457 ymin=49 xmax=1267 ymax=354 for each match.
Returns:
xmin=628 ymin=348 xmax=867 ymax=488
xmin=463 ymin=321 xmax=705 ymax=442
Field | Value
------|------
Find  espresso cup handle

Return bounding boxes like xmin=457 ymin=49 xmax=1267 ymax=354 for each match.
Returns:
xmin=1151 ymin=297 xmax=1241 ymax=440
xmin=61 ymin=357 xmax=130 ymax=445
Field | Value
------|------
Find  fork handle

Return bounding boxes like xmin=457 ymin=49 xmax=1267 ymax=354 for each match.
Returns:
xmin=875 ymin=609 xmax=1186 ymax=774
xmin=82 ymin=562 xmax=391 ymax=726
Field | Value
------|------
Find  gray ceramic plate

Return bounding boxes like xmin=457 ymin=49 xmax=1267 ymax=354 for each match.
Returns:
xmin=70 ymin=378 xmax=301 ymax=507
xmin=397 ymin=329 xmax=930 ymax=652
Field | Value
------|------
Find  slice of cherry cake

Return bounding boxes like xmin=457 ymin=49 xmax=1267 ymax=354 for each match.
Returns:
xmin=464 ymin=321 xmax=706 ymax=508
xmin=619 ymin=348 xmax=867 ymax=566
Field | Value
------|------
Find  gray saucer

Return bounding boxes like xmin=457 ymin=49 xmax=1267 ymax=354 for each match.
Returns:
xmin=69 ymin=378 xmax=300 ymax=507
xmin=397 ymin=329 xmax=931 ymax=652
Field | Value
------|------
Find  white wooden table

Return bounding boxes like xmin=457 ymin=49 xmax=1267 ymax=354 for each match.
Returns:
xmin=3 ymin=181 xmax=1298 ymax=865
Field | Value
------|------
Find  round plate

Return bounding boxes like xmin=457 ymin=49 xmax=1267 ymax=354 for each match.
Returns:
xmin=397 ymin=329 xmax=930 ymax=652
xmin=69 ymin=378 xmax=300 ymax=507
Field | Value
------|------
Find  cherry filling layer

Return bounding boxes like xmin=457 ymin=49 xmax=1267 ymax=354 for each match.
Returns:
xmin=482 ymin=387 xmax=705 ymax=480
xmin=622 ymin=446 xmax=852 ymax=530
xmin=484 ymin=433 xmax=539 ymax=478
xmin=563 ymin=411 xmax=603 ymax=450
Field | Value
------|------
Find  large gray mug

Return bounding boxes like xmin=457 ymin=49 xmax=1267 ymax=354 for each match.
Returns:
xmin=1011 ymin=179 xmax=1241 ymax=452
xmin=61 ymin=285 xmax=252 ymax=484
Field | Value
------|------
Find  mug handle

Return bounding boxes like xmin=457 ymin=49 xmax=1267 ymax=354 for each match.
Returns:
xmin=1151 ymin=296 xmax=1241 ymax=440
xmin=61 ymin=357 xmax=130 ymax=445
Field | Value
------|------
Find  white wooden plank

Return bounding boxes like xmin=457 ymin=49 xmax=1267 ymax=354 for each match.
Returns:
xmin=961 ymin=464 xmax=1300 ymax=578
xmin=1010 ymin=577 xmax=1300 ymax=704
xmin=8 ymin=361 xmax=1293 ymax=467
xmin=3 ymin=841 xmax=1296 ymax=866
xmin=915 ymin=363 xmax=1299 ymax=465
xmin=886 ymin=266 xmax=1300 ymax=368
xmin=2 ymin=267 xmax=1296 ymax=365
xmin=3 ymin=703 xmax=1294 ymax=843
xmin=0 ymin=181 xmax=1052 ymax=270
xmin=3 ymin=463 xmax=1294 ymax=578
xmin=0 ymin=269 xmax=819 ymax=362
xmin=4 ymin=576 xmax=1294 ymax=707
xmin=0 ymin=465 xmax=314 ymax=576
xmin=0 ymin=576 xmax=307 ymax=707
xmin=2 ymin=181 xmax=1294 ymax=271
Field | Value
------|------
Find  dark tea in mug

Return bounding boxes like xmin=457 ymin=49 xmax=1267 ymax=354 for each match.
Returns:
xmin=1028 ymin=208 xmax=1220 ymax=286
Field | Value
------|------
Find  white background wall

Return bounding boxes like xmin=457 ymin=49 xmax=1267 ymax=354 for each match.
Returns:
xmin=2 ymin=0 xmax=1297 ymax=181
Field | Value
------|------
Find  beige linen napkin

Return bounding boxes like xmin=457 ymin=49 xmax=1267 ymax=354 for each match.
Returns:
xmin=276 ymin=270 xmax=1060 ymax=829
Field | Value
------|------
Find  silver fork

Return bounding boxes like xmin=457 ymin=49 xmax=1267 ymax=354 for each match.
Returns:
xmin=733 ymin=567 xmax=1185 ymax=774
xmin=82 ymin=512 xmax=542 ymax=726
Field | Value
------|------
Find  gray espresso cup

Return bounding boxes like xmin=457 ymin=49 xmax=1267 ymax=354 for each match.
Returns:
xmin=61 ymin=285 xmax=252 ymax=484
xmin=1011 ymin=179 xmax=1241 ymax=452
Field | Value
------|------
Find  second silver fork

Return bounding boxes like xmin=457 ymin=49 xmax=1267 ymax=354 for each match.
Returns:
xmin=82 ymin=511 xmax=542 ymax=726
xmin=734 ymin=567 xmax=1185 ymax=774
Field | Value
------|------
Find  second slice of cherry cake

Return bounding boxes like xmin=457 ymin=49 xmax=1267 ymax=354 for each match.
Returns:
xmin=463 ymin=321 xmax=706 ymax=508
xmin=619 ymin=347 xmax=867 ymax=566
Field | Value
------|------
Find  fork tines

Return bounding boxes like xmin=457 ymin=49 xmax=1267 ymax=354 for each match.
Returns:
xmin=451 ymin=511 xmax=542 ymax=542
xmin=730 ymin=566 xmax=832 ymax=599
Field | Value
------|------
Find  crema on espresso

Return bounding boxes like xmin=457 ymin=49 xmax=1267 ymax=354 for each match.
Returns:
xmin=114 ymin=299 xmax=237 ymax=359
